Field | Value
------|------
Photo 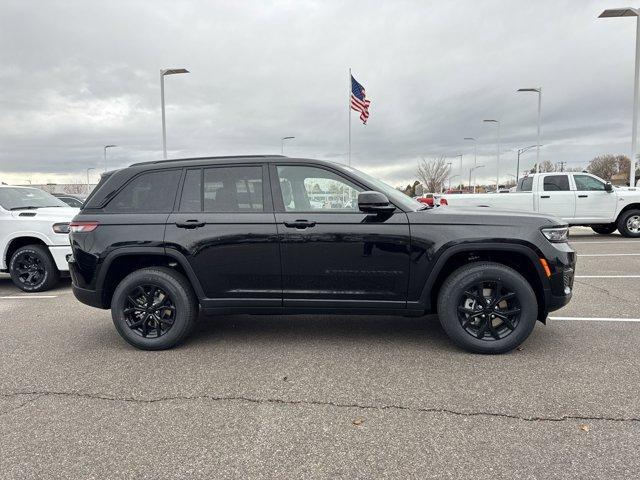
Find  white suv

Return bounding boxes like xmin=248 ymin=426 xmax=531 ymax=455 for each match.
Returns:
xmin=0 ymin=186 xmax=78 ymax=291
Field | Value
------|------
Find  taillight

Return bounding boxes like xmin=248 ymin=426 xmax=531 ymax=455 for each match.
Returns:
xmin=69 ymin=221 xmax=99 ymax=233
xmin=440 ymin=198 xmax=448 ymax=206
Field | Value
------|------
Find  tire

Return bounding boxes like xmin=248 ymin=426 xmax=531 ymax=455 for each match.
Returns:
xmin=437 ymin=262 xmax=538 ymax=354
xmin=9 ymin=244 xmax=60 ymax=292
xmin=617 ymin=209 xmax=640 ymax=238
xmin=591 ymin=224 xmax=617 ymax=235
xmin=111 ymin=267 xmax=197 ymax=350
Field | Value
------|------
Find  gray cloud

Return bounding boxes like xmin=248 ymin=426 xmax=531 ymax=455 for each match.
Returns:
xmin=0 ymin=0 xmax=637 ymax=186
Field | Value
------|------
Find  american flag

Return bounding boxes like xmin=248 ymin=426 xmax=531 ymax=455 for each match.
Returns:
xmin=350 ymin=75 xmax=370 ymax=124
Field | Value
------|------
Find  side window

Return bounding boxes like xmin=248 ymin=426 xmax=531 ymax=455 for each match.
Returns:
xmin=203 ymin=166 xmax=263 ymax=212
xmin=517 ymin=177 xmax=533 ymax=192
xmin=105 ymin=170 xmax=181 ymax=213
xmin=574 ymin=175 xmax=605 ymax=191
xmin=543 ymin=175 xmax=570 ymax=192
xmin=276 ymin=165 xmax=363 ymax=212
xmin=179 ymin=169 xmax=202 ymax=212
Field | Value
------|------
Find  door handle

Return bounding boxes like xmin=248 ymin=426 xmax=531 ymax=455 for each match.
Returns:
xmin=284 ymin=220 xmax=316 ymax=229
xmin=578 ymin=194 xmax=588 ymax=198
xmin=175 ymin=219 xmax=206 ymax=229
xmin=540 ymin=195 xmax=550 ymax=199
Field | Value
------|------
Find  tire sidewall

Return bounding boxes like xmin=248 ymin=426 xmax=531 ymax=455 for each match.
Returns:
xmin=618 ymin=210 xmax=640 ymax=238
xmin=111 ymin=269 xmax=195 ymax=350
xmin=437 ymin=263 xmax=538 ymax=354
xmin=9 ymin=245 xmax=57 ymax=292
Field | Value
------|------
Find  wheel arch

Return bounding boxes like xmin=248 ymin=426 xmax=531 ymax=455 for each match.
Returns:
xmin=3 ymin=235 xmax=50 ymax=270
xmin=417 ymin=242 xmax=549 ymax=321
xmin=96 ymin=247 xmax=205 ymax=308
xmin=617 ymin=203 xmax=640 ymax=219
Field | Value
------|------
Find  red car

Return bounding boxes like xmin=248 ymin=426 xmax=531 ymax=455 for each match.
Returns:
xmin=415 ymin=193 xmax=434 ymax=207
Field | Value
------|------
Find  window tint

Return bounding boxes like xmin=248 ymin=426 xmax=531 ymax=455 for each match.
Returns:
xmin=517 ymin=177 xmax=533 ymax=192
xmin=543 ymin=175 xmax=570 ymax=191
xmin=203 ymin=166 xmax=263 ymax=212
xmin=276 ymin=165 xmax=363 ymax=212
xmin=179 ymin=169 xmax=202 ymax=212
xmin=105 ymin=170 xmax=181 ymax=213
xmin=574 ymin=175 xmax=605 ymax=191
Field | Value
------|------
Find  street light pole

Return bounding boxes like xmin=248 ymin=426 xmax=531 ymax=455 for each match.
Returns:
xmin=160 ymin=68 xmax=190 ymax=159
xmin=281 ymin=136 xmax=295 ymax=155
xmin=483 ymin=119 xmax=500 ymax=191
xmin=454 ymin=154 xmax=463 ymax=189
xmin=517 ymin=87 xmax=542 ymax=173
xmin=86 ymin=167 xmax=95 ymax=195
xmin=103 ymin=145 xmax=117 ymax=172
xmin=599 ymin=8 xmax=640 ymax=187
xmin=448 ymin=174 xmax=459 ymax=191
xmin=464 ymin=137 xmax=478 ymax=192
xmin=469 ymin=165 xmax=485 ymax=192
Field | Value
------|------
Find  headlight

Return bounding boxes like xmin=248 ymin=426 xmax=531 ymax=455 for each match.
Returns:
xmin=52 ymin=223 xmax=70 ymax=234
xmin=541 ymin=226 xmax=569 ymax=243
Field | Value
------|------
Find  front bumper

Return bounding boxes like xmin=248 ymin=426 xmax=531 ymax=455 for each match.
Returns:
xmin=48 ymin=245 xmax=73 ymax=272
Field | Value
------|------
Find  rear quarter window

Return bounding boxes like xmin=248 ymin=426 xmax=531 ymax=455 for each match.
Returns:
xmin=104 ymin=170 xmax=181 ymax=213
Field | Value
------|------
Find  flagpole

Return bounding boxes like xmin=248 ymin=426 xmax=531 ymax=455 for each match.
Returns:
xmin=348 ymin=68 xmax=352 ymax=166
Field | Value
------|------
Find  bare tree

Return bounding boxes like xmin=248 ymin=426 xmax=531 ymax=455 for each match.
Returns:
xmin=588 ymin=154 xmax=626 ymax=180
xmin=416 ymin=156 xmax=451 ymax=193
xmin=64 ymin=180 xmax=87 ymax=195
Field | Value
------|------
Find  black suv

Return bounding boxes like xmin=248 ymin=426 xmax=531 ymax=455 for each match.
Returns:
xmin=69 ymin=155 xmax=575 ymax=353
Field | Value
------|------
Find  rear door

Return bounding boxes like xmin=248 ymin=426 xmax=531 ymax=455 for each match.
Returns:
xmin=164 ymin=164 xmax=281 ymax=308
xmin=271 ymin=163 xmax=411 ymax=309
xmin=537 ymin=174 xmax=576 ymax=220
xmin=573 ymin=174 xmax=618 ymax=222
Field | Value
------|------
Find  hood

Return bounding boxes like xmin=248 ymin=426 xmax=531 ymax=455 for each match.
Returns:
xmin=10 ymin=206 xmax=79 ymax=221
xmin=411 ymin=205 xmax=564 ymax=227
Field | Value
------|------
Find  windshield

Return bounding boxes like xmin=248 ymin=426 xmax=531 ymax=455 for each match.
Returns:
xmin=0 ymin=187 xmax=68 ymax=210
xmin=343 ymin=166 xmax=425 ymax=211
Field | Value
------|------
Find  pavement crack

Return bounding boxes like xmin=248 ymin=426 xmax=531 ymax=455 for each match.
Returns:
xmin=1 ymin=390 xmax=638 ymax=423
xmin=0 ymin=394 xmax=43 ymax=417
xmin=573 ymin=278 xmax=636 ymax=306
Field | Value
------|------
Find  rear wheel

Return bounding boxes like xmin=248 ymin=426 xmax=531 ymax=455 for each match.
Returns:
xmin=9 ymin=244 xmax=59 ymax=292
xmin=617 ymin=210 xmax=640 ymax=238
xmin=591 ymin=224 xmax=617 ymax=235
xmin=111 ymin=267 xmax=197 ymax=350
xmin=437 ymin=262 xmax=538 ymax=354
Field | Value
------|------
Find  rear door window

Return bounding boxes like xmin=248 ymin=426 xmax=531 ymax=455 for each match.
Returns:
xmin=543 ymin=175 xmax=570 ymax=191
xmin=104 ymin=170 xmax=181 ymax=213
xmin=203 ymin=166 xmax=264 ymax=212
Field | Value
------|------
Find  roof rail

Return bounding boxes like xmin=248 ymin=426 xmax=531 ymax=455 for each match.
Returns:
xmin=130 ymin=155 xmax=286 ymax=167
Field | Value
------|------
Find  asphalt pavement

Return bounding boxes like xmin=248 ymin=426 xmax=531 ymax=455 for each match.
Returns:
xmin=1 ymin=227 xmax=639 ymax=479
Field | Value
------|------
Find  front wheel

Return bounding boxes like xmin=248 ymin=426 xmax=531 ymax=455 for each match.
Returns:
xmin=617 ymin=210 xmax=640 ymax=238
xmin=591 ymin=224 xmax=617 ymax=235
xmin=437 ymin=262 xmax=538 ymax=354
xmin=9 ymin=244 xmax=60 ymax=292
xmin=111 ymin=267 xmax=197 ymax=350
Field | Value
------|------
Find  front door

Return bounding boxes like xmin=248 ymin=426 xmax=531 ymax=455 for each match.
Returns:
xmin=537 ymin=174 xmax=576 ymax=220
xmin=270 ymin=164 xmax=411 ymax=310
xmin=164 ymin=164 xmax=281 ymax=308
xmin=573 ymin=174 xmax=618 ymax=222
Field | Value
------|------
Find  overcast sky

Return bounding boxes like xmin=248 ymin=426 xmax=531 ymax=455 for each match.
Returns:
xmin=0 ymin=0 xmax=638 ymax=187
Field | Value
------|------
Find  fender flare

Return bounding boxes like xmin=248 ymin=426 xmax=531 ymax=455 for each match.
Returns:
xmin=2 ymin=231 xmax=55 ymax=269
xmin=417 ymin=241 xmax=549 ymax=310
xmin=95 ymin=246 xmax=206 ymax=299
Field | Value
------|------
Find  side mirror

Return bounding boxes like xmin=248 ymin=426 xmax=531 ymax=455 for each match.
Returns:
xmin=605 ymin=182 xmax=613 ymax=192
xmin=358 ymin=191 xmax=395 ymax=214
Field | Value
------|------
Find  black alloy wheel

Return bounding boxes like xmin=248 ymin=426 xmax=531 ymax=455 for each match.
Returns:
xmin=111 ymin=267 xmax=197 ymax=350
xmin=9 ymin=244 xmax=59 ymax=292
xmin=457 ymin=280 xmax=521 ymax=341
xmin=123 ymin=284 xmax=177 ymax=338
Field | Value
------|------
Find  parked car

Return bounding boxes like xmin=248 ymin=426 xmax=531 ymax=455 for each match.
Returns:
xmin=439 ymin=172 xmax=640 ymax=237
xmin=0 ymin=186 xmax=78 ymax=291
xmin=52 ymin=193 xmax=85 ymax=208
xmin=415 ymin=193 xmax=435 ymax=207
xmin=69 ymin=155 xmax=575 ymax=354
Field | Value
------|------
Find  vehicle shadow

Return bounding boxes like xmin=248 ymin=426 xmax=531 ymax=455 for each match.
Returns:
xmin=186 ymin=312 xmax=461 ymax=352
xmin=0 ymin=274 xmax=72 ymax=295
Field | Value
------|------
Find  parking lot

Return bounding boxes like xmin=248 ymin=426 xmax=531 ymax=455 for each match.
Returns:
xmin=1 ymin=228 xmax=639 ymax=479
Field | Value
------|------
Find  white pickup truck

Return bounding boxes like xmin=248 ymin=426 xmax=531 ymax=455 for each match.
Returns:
xmin=439 ymin=172 xmax=640 ymax=237
xmin=0 ymin=186 xmax=78 ymax=291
